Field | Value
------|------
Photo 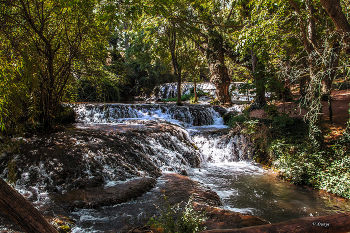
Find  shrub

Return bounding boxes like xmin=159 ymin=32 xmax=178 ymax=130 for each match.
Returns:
xmin=227 ymin=113 xmax=249 ymax=128
xmin=189 ymin=88 xmax=209 ymax=98
xmin=163 ymin=94 xmax=193 ymax=102
xmin=148 ymin=195 xmax=207 ymax=233
xmin=77 ymin=76 xmax=120 ymax=102
xmin=55 ymin=105 xmax=76 ymax=125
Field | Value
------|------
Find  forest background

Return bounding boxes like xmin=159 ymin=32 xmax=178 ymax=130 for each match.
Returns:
xmin=1 ymin=0 xmax=350 ymax=198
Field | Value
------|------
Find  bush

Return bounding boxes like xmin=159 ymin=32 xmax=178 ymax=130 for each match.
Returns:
xmin=55 ymin=105 xmax=76 ymax=125
xmin=227 ymin=113 xmax=249 ymax=128
xmin=148 ymin=195 xmax=207 ymax=233
xmin=163 ymin=94 xmax=193 ymax=102
xmin=77 ymin=76 xmax=120 ymax=102
xmin=189 ymin=88 xmax=209 ymax=98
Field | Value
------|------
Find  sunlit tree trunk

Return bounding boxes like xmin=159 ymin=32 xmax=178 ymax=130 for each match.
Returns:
xmin=206 ymin=30 xmax=231 ymax=104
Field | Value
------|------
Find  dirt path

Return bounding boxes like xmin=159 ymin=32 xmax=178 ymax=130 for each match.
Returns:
xmin=249 ymin=89 xmax=350 ymax=140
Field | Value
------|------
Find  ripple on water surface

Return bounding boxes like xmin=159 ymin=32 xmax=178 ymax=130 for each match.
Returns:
xmin=189 ymin=161 xmax=350 ymax=223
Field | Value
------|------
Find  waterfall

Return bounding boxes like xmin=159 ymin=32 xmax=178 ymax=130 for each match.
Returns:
xmin=72 ymin=102 xmax=252 ymax=164
xmin=151 ymin=82 xmax=255 ymax=102
xmin=190 ymin=130 xmax=254 ymax=163
xmin=73 ymin=103 xmax=226 ymax=127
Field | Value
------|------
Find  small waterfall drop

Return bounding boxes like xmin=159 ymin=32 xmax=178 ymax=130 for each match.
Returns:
xmin=190 ymin=130 xmax=254 ymax=163
xmin=152 ymin=82 xmax=255 ymax=102
xmin=73 ymin=103 xmax=226 ymax=127
xmin=73 ymin=102 xmax=250 ymax=164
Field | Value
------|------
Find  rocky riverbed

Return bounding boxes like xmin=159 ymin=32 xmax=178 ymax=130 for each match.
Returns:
xmin=0 ymin=119 xmax=267 ymax=232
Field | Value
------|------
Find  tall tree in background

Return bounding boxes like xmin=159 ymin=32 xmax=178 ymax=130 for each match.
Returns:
xmin=319 ymin=0 xmax=350 ymax=52
xmin=0 ymin=0 xmax=108 ymax=130
xmin=167 ymin=22 xmax=183 ymax=105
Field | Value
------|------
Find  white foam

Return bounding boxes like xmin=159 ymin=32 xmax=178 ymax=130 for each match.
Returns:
xmin=223 ymin=206 xmax=257 ymax=215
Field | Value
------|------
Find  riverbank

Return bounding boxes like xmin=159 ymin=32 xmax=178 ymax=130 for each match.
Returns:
xmin=230 ymin=89 xmax=350 ymax=199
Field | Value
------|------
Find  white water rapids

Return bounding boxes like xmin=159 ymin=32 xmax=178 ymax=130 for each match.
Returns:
xmin=1 ymin=103 xmax=350 ymax=232
xmin=70 ymin=103 xmax=350 ymax=230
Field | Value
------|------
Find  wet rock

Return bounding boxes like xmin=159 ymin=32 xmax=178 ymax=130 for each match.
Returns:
xmin=52 ymin=177 xmax=157 ymax=210
xmin=180 ymin=169 xmax=188 ymax=176
xmin=0 ymin=123 xmax=201 ymax=195
xmin=212 ymin=105 xmax=229 ymax=117
xmin=198 ymin=205 xmax=269 ymax=230
xmin=158 ymin=173 xmax=268 ymax=230
xmin=73 ymin=103 xmax=224 ymax=127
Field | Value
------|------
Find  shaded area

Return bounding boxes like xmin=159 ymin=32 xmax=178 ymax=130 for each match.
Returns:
xmin=201 ymin=212 xmax=350 ymax=233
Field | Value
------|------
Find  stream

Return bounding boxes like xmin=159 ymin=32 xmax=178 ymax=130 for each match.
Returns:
xmin=70 ymin=103 xmax=350 ymax=231
xmin=1 ymin=102 xmax=350 ymax=232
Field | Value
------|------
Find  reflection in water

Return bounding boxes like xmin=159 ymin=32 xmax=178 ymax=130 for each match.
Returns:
xmin=189 ymin=161 xmax=350 ymax=223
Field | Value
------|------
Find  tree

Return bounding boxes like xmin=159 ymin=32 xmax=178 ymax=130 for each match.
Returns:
xmin=0 ymin=0 xmax=109 ymax=130
xmin=319 ymin=0 xmax=350 ymax=52
xmin=166 ymin=22 xmax=183 ymax=105
xmin=0 ymin=177 xmax=58 ymax=232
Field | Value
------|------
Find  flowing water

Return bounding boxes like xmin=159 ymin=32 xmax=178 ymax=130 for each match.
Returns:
xmin=1 ymin=103 xmax=350 ymax=232
xmin=189 ymin=163 xmax=350 ymax=223
xmin=69 ymin=103 xmax=350 ymax=231
xmin=151 ymin=82 xmax=254 ymax=102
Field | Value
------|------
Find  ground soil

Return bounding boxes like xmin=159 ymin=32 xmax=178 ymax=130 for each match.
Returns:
xmin=249 ymin=89 xmax=350 ymax=141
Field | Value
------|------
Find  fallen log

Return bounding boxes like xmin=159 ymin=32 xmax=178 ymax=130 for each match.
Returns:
xmin=200 ymin=212 xmax=350 ymax=233
xmin=0 ymin=177 xmax=58 ymax=233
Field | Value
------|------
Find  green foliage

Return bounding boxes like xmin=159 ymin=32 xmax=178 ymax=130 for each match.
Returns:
xmin=271 ymin=113 xmax=294 ymax=129
xmin=272 ymin=143 xmax=325 ymax=185
xmin=264 ymin=104 xmax=279 ymax=118
xmin=77 ymin=76 xmax=120 ymax=103
xmin=316 ymin=150 xmax=350 ymax=198
xmin=228 ymin=108 xmax=350 ymax=198
xmin=164 ymin=94 xmax=193 ymax=103
xmin=238 ymin=82 xmax=256 ymax=96
xmin=227 ymin=114 xmax=249 ymax=128
xmin=189 ymin=88 xmax=208 ymax=98
xmin=148 ymin=195 xmax=207 ymax=233
xmin=55 ymin=106 xmax=76 ymax=125
xmin=190 ymin=96 xmax=197 ymax=104
xmin=0 ymin=54 xmax=27 ymax=134
xmin=0 ymin=0 xmax=110 ymax=131
xmin=59 ymin=225 xmax=71 ymax=233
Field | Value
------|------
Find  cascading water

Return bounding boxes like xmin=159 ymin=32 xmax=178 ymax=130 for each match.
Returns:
xmin=73 ymin=103 xmax=225 ymax=127
xmin=74 ymin=102 xmax=350 ymax=225
xmin=1 ymin=102 xmax=350 ymax=233
xmin=151 ymin=82 xmax=255 ymax=102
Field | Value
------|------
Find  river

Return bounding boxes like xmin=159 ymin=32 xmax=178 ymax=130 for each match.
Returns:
xmin=1 ymin=102 xmax=349 ymax=232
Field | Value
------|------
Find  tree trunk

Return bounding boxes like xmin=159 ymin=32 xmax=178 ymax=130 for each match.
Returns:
xmin=306 ymin=0 xmax=317 ymax=49
xmin=325 ymin=41 xmax=341 ymax=123
xmin=201 ymin=212 xmax=350 ymax=233
xmin=176 ymin=70 xmax=182 ymax=105
xmin=167 ymin=23 xmax=182 ymax=106
xmin=319 ymin=0 xmax=350 ymax=52
xmin=251 ymin=50 xmax=266 ymax=108
xmin=194 ymin=77 xmax=198 ymax=103
xmin=299 ymin=75 xmax=307 ymax=98
xmin=0 ymin=178 xmax=58 ymax=233
xmin=282 ymin=61 xmax=293 ymax=102
xmin=206 ymin=30 xmax=231 ymax=104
